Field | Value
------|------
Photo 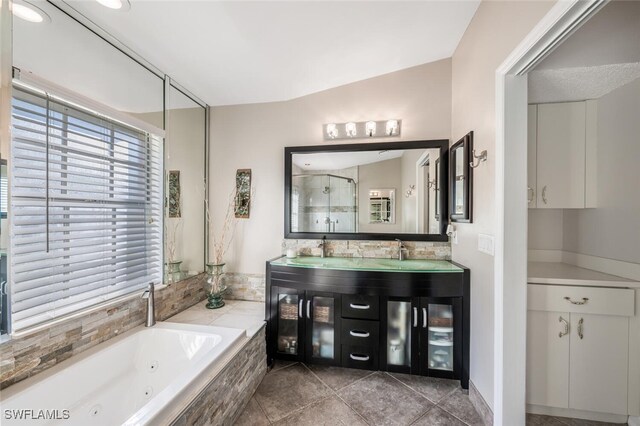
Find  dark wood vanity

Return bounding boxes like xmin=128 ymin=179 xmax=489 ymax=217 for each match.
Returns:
xmin=265 ymin=258 xmax=470 ymax=389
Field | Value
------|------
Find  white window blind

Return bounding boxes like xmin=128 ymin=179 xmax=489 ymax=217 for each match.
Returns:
xmin=10 ymin=85 xmax=163 ymax=332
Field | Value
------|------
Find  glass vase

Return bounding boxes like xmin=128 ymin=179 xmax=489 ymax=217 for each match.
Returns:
xmin=204 ymin=263 xmax=228 ymax=309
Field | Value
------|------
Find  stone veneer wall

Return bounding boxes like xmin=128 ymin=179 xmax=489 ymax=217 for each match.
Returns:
xmin=224 ymin=239 xmax=452 ymax=303
xmin=0 ymin=273 xmax=208 ymax=390
xmin=170 ymin=327 xmax=267 ymax=426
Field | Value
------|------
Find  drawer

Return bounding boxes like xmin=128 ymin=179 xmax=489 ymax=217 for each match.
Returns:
xmin=342 ymin=295 xmax=379 ymax=320
xmin=341 ymin=345 xmax=379 ymax=370
xmin=341 ymin=319 xmax=380 ymax=348
xmin=528 ymin=284 xmax=635 ymax=316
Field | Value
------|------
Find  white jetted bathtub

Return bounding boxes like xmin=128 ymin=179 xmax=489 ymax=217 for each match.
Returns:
xmin=1 ymin=322 xmax=245 ymax=426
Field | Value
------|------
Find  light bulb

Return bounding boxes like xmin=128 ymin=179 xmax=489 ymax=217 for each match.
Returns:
xmin=365 ymin=121 xmax=376 ymax=137
xmin=345 ymin=122 xmax=357 ymax=137
xmin=326 ymin=123 xmax=338 ymax=139
xmin=96 ymin=0 xmax=131 ymax=10
xmin=386 ymin=120 xmax=399 ymax=136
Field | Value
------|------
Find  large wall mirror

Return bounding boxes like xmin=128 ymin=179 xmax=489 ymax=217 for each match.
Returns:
xmin=285 ymin=140 xmax=449 ymax=241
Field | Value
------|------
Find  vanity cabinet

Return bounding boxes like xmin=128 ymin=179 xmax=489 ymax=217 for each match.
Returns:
xmin=266 ymin=258 xmax=470 ymax=388
xmin=526 ymin=284 xmax=634 ymax=415
xmin=270 ymin=286 xmax=341 ymax=365
xmin=528 ymin=101 xmax=597 ymax=209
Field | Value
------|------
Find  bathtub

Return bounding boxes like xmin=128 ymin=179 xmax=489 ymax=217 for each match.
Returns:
xmin=0 ymin=322 xmax=246 ymax=426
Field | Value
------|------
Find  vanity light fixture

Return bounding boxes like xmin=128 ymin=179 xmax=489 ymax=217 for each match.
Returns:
xmin=96 ymin=0 xmax=131 ymax=11
xmin=12 ymin=0 xmax=51 ymax=23
xmin=345 ymin=122 xmax=357 ymax=138
xmin=326 ymin=123 xmax=338 ymax=139
xmin=365 ymin=121 xmax=376 ymax=137
xmin=322 ymin=119 xmax=401 ymax=141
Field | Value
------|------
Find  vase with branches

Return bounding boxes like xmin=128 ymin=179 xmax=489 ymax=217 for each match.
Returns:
xmin=165 ymin=219 xmax=183 ymax=284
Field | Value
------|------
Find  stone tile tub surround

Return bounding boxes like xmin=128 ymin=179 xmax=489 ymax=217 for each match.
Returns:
xmin=223 ymin=239 xmax=452 ymax=304
xmin=0 ymin=273 xmax=208 ymax=390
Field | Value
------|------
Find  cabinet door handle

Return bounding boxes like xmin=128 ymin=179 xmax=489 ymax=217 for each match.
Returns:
xmin=558 ymin=316 xmax=569 ymax=338
xmin=349 ymin=330 xmax=370 ymax=338
xmin=564 ymin=297 xmax=589 ymax=305
xmin=307 ymin=300 xmax=311 ymax=319
xmin=578 ymin=318 xmax=584 ymax=339
xmin=542 ymin=185 xmax=548 ymax=204
xmin=527 ymin=186 xmax=535 ymax=204
xmin=349 ymin=303 xmax=370 ymax=310
xmin=413 ymin=307 xmax=418 ymax=328
xmin=298 ymin=299 xmax=303 ymax=318
xmin=349 ymin=354 xmax=370 ymax=362
xmin=422 ymin=307 xmax=427 ymax=328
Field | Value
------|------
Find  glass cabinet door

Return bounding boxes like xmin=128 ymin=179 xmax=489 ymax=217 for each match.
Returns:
xmin=384 ymin=298 xmax=417 ymax=372
xmin=275 ymin=291 xmax=301 ymax=357
xmin=420 ymin=297 xmax=461 ymax=378
xmin=306 ymin=292 xmax=340 ymax=365
xmin=426 ymin=303 xmax=454 ymax=371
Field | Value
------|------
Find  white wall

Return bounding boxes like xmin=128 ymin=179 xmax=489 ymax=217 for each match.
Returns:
xmin=562 ymin=78 xmax=640 ymax=264
xmin=528 ymin=209 xmax=563 ymax=251
xmin=209 ymin=59 xmax=452 ymax=274
xmin=450 ymin=0 xmax=556 ymax=409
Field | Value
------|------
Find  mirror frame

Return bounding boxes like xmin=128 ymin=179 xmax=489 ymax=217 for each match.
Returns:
xmin=449 ymin=131 xmax=473 ymax=223
xmin=284 ymin=139 xmax=449 ymax=241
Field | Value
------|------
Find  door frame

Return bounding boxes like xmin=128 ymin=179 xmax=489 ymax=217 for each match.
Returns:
xmin=493 ymin=1 xmax=606 ymax=424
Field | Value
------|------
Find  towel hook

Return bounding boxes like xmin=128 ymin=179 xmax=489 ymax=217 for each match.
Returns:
xmin=469 ymin=150 xmax=487 ymax=168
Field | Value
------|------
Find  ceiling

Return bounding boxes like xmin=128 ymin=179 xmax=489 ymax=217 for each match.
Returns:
xmin=530 ymin=0 xmax=640 ymax=103
xmin=61 ymin=0 xmax=480 ymax=107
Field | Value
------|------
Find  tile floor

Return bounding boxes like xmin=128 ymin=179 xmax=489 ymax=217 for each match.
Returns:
xmin=235 ymin=361 xmax=483 ymax=425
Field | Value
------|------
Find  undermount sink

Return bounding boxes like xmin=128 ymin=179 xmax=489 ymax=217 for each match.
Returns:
xmin=271 ymin=256 xmax=462 ymax=273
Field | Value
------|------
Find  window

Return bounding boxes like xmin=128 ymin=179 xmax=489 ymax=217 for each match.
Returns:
xmin=9 ymin=85 xmax=163 ymax=333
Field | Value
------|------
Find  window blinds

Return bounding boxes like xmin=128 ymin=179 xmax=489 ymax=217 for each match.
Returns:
xmin=10 ymin=85 xmax=163 ymax=332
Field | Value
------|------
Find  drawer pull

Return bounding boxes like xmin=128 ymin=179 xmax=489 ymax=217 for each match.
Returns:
xmin=558 ymin=316 xmax=569 ymax=338
xmin=349 ymin=330 xmax=370 ymax=338
xmin=349 ymin=303 xmax=370 ymax=310
xmin=413 ymin=307 xmax=418 ymax=328
xmin=422 ymin=307 xmax=427 ymax=328
xmin=307 ymin=300 xmax=311 ymax=319
xmin=349 ymin=353 xmax=370 ymax=362
xmin=564 ymin=296 xmax=589 ymax=305
xmin=298 ymin=299 xmax=303 ymax=318
xmin=578 ymin=317 xmax=584 ymax=339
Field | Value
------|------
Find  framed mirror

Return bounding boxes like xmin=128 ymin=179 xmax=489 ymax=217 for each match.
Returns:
xmin=450 ymin=132 xmax=473 ymax=223
xmin=285 ymin=140 xmax=449 ymax=241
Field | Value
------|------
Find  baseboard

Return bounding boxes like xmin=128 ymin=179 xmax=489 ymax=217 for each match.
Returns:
xmin=528 ymin=249 xmax=563 ymax=262
xmin=469 ymin=380 xmax=493 ymax=425
xmin=527 ymin=404 xmax=628 ymax=424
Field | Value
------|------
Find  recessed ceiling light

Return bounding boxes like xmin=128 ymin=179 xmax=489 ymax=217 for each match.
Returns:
xmin=96 ymin=0 xmax=131 ymax=11
xmin=12 ymin=1 xmax=51 ymax=23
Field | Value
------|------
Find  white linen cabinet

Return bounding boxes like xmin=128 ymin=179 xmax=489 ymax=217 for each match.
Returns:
xmin=526 ymin=284 xmax=635 ymax=416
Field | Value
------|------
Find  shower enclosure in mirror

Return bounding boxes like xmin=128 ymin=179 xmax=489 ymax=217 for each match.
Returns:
xmin=285 ymin=140 xmax=449 ymax=241
xmin=291 ymin=174 xmax=357 ymax=233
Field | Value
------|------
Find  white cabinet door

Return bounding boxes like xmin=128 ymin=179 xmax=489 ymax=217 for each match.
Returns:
xmin=569 ymin=313 xmax=629 ymax=415
xmin=536 ymin=102 xmax=586 ymax=208
xmin=528 ymin=105 xmax=537 ymax=208
xmin=526 ymin=310 xmax=570 ymax=408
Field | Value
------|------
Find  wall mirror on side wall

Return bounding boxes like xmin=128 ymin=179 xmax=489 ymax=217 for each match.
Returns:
xmin=450 ymin=132 xmax=473 ymax=223
xmin=285 ymin=140 xmax=449 ymax=241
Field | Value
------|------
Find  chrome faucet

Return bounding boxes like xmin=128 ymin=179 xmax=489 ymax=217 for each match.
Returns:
xmin=142 ymin=282 xmax=156 ymax=327
xmin=396 ymin=239 xmax=407 ymax=261
xmin=318 ymin=236 xmax=327 ymax=258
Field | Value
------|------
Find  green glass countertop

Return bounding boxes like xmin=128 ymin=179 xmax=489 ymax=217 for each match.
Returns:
xmin=270 ymin=256 xmax=463 ymax=273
